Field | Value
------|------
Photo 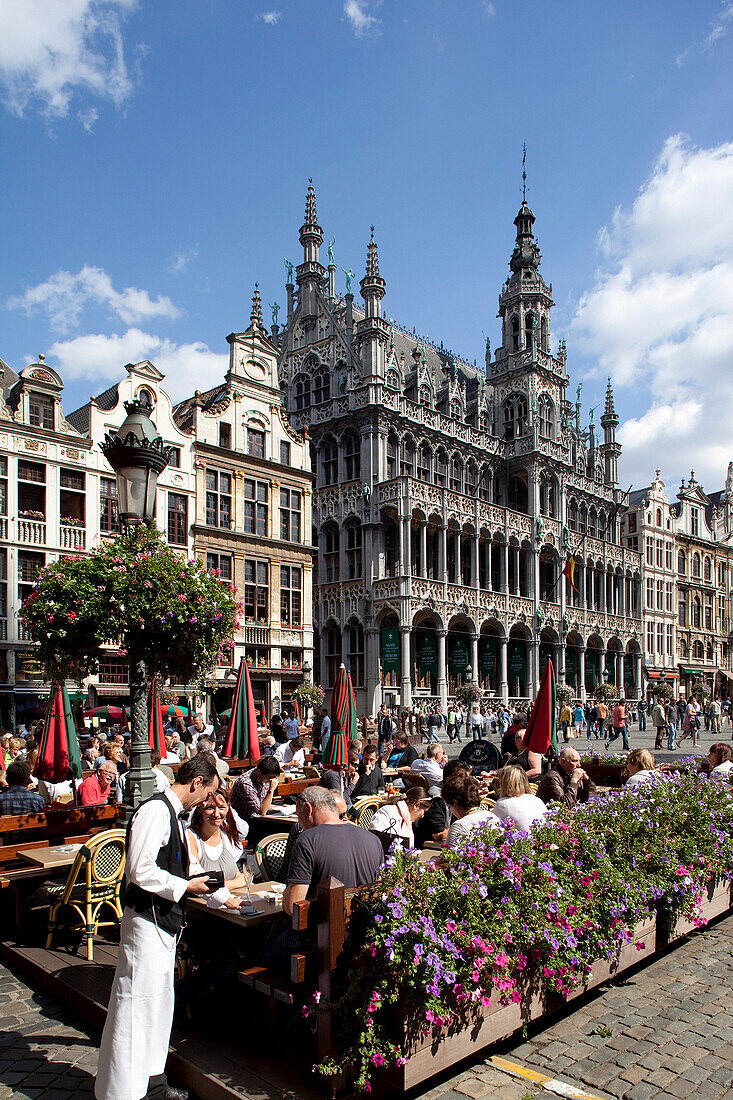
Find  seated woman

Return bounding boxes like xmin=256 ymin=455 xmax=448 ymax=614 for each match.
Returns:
xmin=704 ymin=742 xmax=733 ymax=781
xmin=505 ymin=728 xmax=544 ymax=781
xmin=492 ymin=765 xmax=548 ymax=831
xmin=624 ymin=748 xmax=657 ymax=789
xmin=381 ymin=731 xmax=419 ymax=772
xmin=501 ymin=717 xmax=526 ymax=761
xmin=369 ymin=787 xmax=430 ymax=849
xmin=441 ymin=772 xmax=500 ymax=849
xmin=186 ymin=786 xmax=250 ymax=909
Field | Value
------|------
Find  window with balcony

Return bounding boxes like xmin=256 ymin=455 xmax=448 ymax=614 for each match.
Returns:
xmin=100 ymin=477 xmax=119 ymax=534
xmin=279 ymin=488 xmax=301 ymax=542
xmin=281 ymin=648 xmax=302 ymax=671
xmin=59 ymin=467 xmax=85 ymax=527
xmin=167 ymin=492 xmax=188 ymax=545
xmin=416 ymin=444 xmax=430 ymax=483
xmin=280 ymin=565 xmax=301 ymax=627
xmin=243 ymin=479 xmax=268 ymax=536
xmin=244 ymin=560 xmax=268 ymax=621
xmin=206 ymin=469 xmax=231 ymax=528
xmin=206 ymin=552 xmax=232 ymax=580
xmin=29 ymin=392 xmax=54 ymax=429
xmin=386 ymin=435 xmax=397 ymax=480
xmin=97 ymin=657 xmax=128 ymax=685
xmin=400 ymin=439 xmax=415 ymax=477
xmin=345 ymin=522 xmax=362 ymax=579
xmin=18 ymin=460 xmax=46 ymax=519
xmin=18 ymin=549 xmax=45 ymax=605
xmin=323 ymin=525 xmax=340 ymax=582
xmin=280 ymin=441 xmax=291 ymax=466
xmin=322 ymin=438 xmax=338 ymax=485
xmin=247 ymin=428 xmax=265 ymax=459
xmin=449 ymin=457 xmax=463 ymax=493
xmin=343 ymin=433 xmax=360 ymax=481
xmin=435 ymin=451 xmax=447 ymax=488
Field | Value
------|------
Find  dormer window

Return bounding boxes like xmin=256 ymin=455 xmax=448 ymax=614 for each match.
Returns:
xmin=29 ymin=392 xmax=53 ymax=430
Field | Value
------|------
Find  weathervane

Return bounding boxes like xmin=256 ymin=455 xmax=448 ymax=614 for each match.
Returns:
xmin=522 ymin=143 xmax=527 ymax=202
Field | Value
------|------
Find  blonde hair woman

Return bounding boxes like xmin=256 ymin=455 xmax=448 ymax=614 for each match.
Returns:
xmin=492 ymin=765 xmax=548 ymax=831
xmin=624 ymin=748 xmax=657 ymax=790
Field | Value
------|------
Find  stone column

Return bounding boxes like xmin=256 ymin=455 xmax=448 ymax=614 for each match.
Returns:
xmin=420 ymin=522 xmax=428 ymax=579
xmin=400 ymin=514 xmax=411 ymax=578
xmin=615 ymin=650 xmax=623 ymax=693
xmin=437 ymin=629 xmax=448 ymax=710
xmin=455 ymin=530 xmax=462 ymax=586
xmin=530 ymin=634 xmax=540 ymax=698
xmin=470 ymin=632 xmax=479 ymax=681
xmin=499 ymin=637 xmax=508 ymax=704
xmin=400 ymin=624 xmax=412 ymax=707
xmin=439 ymin=524 xmax=447 ymax=582
xmin=578 ymin=646 xmax=586 ymax=702
xmin=634 ymin=651 xmax=642 ymax=700
xmin=502 ymin=541 xmax=509 ymax=594
xmin=365 ymin=626 xmax=381 ymax=713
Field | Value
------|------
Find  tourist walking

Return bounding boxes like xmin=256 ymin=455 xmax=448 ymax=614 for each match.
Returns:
xmin=637 ymin=697 xmax=647 ymax=730
xmin=651 ymin=698 xmax=666 ymax=750
xmin=606 ymin=698 xmax=629 ymax=751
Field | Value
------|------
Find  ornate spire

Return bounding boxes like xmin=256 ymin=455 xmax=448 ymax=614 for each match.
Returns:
xmin=299 ymin=178 xmax=323 ymax=261
xmin=304 ymin=178 xmax=318 ymax=229
xmin=366 ymin=225 xmax=380 ymax=278
xmin=251 ymin=283 xmax=263 ymax=327
xmin=604 ymin=377 xmax=616 ymax=417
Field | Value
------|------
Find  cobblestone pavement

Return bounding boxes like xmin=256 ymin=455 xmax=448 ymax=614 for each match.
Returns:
xmin=420 ymin=912 xmax=733 ymax=1100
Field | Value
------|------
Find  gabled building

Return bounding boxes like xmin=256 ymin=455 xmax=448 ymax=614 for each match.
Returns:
xmin=278 ymin=184 xmax=643 ymax=712
xmin=173 ymin=288 xmax=314 ymax=718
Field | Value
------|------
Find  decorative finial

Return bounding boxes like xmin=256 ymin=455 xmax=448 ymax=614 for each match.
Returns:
xmin=250 ymin=284 xmax=263 ymax=328
xmin=38 ymin=353 xmax=45 ymax=362
xmin=365 ymin=228 xmax=380 ymax=279
xmin=304 ymin=180 xmax=318 ymax=228
xmin=655 ymin=468 xmax=661 ymax=479
xmin=522 ymin=142 xmax=527 ymax=202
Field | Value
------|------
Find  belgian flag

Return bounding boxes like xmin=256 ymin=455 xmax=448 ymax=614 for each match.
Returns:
xmin=562 ymin=554 xmax=578 ymax=592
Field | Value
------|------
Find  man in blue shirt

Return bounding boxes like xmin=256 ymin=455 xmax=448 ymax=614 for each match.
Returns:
xmin=284 ymin=711 xmax=300 ymax=740
xmin=0 ymin=760 xmax=46 ymax=815
xmin=320 ymin=709 xmax=332 ymax=757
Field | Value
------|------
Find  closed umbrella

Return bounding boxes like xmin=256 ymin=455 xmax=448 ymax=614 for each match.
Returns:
xmin=292 ymin=698 xmax=300 ymax=723
xmin=224 ymin=657 xmax=260 ymax=762
xmin=148 ymin=677 xmax=166 ymax=758
xmin=35 ymin=683 xmax=83 ymax=784
xmin=345 ymin=669 xmax=358 ymax=741
xmin=522 ymin=658 xmax=558 ymax=757
xmin=323 ymin=664 xmax=351 ymax=766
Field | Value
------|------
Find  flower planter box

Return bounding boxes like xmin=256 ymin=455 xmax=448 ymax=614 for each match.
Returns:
xmin=658 ymin=878 xmax=733 ymax=947
xmin=584 ymin=761 xmax=626 ymax=788
xmin=379 ymin=916 xmax=659 ymax=1092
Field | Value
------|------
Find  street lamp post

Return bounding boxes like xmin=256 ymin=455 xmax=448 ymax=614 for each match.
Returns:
xmin=101 ymin=397 xmax=173 ymax=815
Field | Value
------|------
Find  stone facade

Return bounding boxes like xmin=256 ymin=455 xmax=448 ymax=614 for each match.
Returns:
xmin=278 ymin=185 xmax=643 ymax=713
xmin=173 ymin=289 xmax=314 ymax=718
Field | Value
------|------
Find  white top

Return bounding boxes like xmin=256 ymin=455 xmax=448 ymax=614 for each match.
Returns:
xmin=446 ymin=808 xmax=500 ymax=848
xmin=710 ymin=760 xmax=733 ymax=779
xmin=493 ymin=794 xmax=548 ymax=832
xmin=126 ymin=787 xmax=188 ymax=903
xmin=186 ymin=829 xmax=245 ymax=907
xmin=625 ymin=769 xmax=657 ymax=790
xmin=410 ymin=758 xmax=443 ymax=787
xmin=274 ymin=742 xmax=305 ymax=768
xmin=369 ymin=804 xmax=414 ymax=846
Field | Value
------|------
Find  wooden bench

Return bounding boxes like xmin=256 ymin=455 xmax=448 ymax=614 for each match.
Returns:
xmin=0 ymin=805 xmax=118 ymax=931
xmin=239 ymin=876 xmax=359 ymax=1061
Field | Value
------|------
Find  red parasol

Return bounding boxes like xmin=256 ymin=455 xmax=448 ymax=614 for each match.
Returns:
xmin=35 ymin=683 xmax=83 ymax=784
xmin=224 ymin=657 xmax=260 ymax=761
xmin=522 ymin=658 xmax=558 ymax=756
xmin=148 ymin=677 xmax=166 ymax=758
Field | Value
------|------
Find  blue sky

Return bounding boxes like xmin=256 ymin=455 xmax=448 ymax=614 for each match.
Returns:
xmin=2 ymin=1 xmax=733 ymax=494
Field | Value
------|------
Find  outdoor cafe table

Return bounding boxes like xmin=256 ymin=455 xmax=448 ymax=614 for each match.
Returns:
xmin=187 ymin=880 xmax=285 ymax=930
xmin=18 ymin=843 xmax=83 ymax=870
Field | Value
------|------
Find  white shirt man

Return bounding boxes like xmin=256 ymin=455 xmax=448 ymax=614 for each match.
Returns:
xmin=410 ymin=744 xmax=447 ymax=793
xmin=95 ymin=758 xmax=219 ymax=1100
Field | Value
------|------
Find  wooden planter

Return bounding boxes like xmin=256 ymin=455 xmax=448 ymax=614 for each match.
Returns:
xmin=379 ymin=915 xmax=658 ymax=1092
xmin=584 ymin=761 xmax=626 ymax=788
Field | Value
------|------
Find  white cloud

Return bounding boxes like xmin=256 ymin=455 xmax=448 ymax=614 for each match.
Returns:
xmin=0 ymin=0 xmax=139 ymax=121
xmin=167 ymin=246 xmax=199 ymax=275
xmin=8 ymin=265 xmax=180 ymax=333
xmin=47 ymin=328 xmax=228 ymax=402
xmin=481 ymin=1 xmax=497 ymax=18
xmin=258 ymin=10 xmax=281 ymax=25
xmin=676 ymin=2 xmax=733 ymax=66
xmin=570 ymin=135 xmax=733 ymax=491
xmin=344 ymin=0 xmax=381 ymax=39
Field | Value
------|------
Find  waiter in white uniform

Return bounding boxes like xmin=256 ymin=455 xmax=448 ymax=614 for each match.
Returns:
xmin=96 ymin=755 xmax=219 ymax=1100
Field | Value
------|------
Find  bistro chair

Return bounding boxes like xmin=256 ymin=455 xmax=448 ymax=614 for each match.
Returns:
xmin=46 ymin=827 xmax=126 ymax=961
xmin=254 ymin=832 xmax=291 ymax=883
xmin=351 ymin=797 xmax=381 ymax=830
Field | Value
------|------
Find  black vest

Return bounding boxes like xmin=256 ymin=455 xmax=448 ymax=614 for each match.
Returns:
xmin=125 ymin=791 xmax=189 ymax=935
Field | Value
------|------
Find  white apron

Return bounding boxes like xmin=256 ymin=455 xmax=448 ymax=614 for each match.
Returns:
xmin=95 ymin=908 xmax=177 ymax=1100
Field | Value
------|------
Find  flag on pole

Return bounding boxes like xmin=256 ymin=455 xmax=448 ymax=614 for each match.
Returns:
xmin=148 ymin=677 xmax=166 ymax=758
xmin=35 ymin=683 xmax=83 ymax=783
xmin=562 ymin=555 xmax=578 ymax=592
xmin=224 ymin=657 xmax=260 ymax=762
xmin=522 ymin=658 xmax=558 ymax=756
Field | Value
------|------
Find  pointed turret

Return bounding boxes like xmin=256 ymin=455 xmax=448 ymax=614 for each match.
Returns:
xmin=296 ymin=180 xmax=326 ymax=320
xmin=246 ymin=282 xmax=267 ymax=336
xmin=299 ymin=179 xmax=323 ymax=261
xmin=600 ymin=377 xmax=620 ymax=486
xmin=360 ymin=226 xmax=386 ymax=319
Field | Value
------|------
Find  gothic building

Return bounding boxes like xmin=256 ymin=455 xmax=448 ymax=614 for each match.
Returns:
xmin=278 ymin=184 xmax=643 ymax=712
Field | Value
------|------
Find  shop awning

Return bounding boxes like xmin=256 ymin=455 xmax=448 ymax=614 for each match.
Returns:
xmin=645 ymin=670 xmax=680 ymax=680
xmin=718 ymin=668 xmax=733 ymax=683
xmin=680 ymin=667 xmax=705 ymax=676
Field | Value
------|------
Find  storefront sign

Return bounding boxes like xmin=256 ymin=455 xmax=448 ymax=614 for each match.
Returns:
xmin=508 ymin=641 xmax=525 ymax=680
xmin=416 ymin=630 xmax=437 ymax=678
xmin=479 ymin=637 xmax=496 ymax=678
xmin=449 ymin=635 xmax=469 ymax=676
xmin=381 ymin=625 xmax=401 ymax=675
xmin=15 ymin=650 xmax=44 ymax=681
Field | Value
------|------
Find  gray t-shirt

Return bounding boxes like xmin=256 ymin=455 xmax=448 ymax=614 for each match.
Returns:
xmin=287 ymin=823 xmax=384 ymax=898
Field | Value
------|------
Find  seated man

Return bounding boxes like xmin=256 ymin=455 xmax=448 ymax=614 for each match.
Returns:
xmin=409 ymin=743 xmax=447 ymax=794
xmin=274 ymin=735 xmax=305 ymax=770
xmin=79 ymin=759 xmax=118 ymax=806
xmin=0 ymin=760 xmax=46 ymax=815
xmin=229 ymin=756 xmax=281 ymax=823
xmin=350 ymin=744 xmax=384 ymax=800
xmin=284 ymin=786 xmax=384 ymax=912
xmin=535 ymin=747 xmax=596 ymax=808
xmin=413 ymin=760 xmax=471 ymax=848
xmin=381 ymin=731 xmax=418 ymax=772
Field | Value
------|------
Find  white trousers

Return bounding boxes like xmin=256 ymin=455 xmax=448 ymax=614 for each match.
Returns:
xmin=95 ymin=909 xmax=177 ymax=1100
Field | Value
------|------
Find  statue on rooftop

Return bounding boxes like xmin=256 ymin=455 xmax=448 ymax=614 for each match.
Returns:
xmin=284 ymin=257 xmax=294 ymax=282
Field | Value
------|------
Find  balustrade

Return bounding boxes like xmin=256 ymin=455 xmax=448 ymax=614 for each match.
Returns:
xmin=18 ymin=519 xmax=46 ymax=545
xmin=60 ymin=524 xmax=86 ymax=550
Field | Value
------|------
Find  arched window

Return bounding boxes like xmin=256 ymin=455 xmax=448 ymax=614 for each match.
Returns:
xmin=538 ymin=394 xmax=554 ymax=439
xmin=656 ymin=508 xmax=662 ymax=527
xmin=449 ymin=456 xmax=463 ymax=493
xmin=343 ymin=432 xmax=360 ymax=481
xmin=294 ymin=374 xmax=310 ymax=411
xmin=588 ymin=507 xmax=598 ymax=538
xmin=679 ymin=638 xmax=688 ymax=659
xmin=692 ymin=553 xmax=701 ymax=579
xmin=419 ymin=383 xmax=432 ymax=406
xmin=478 ymin=465 xmax=491 ymax=502
xmin=568 ymin=499 xmax=578 ymax=532
xmin=540 ymin=316 xmax=549 ymax=352
xmin=417 ymin=443 xmax=431 ymax=483
xmin=386 ymin=369 xmax=400 ymax=390
xmin=313 ymin=371 xmax=330 ymax=404
xmin=401 ymin=437 xmax=415 ymax=477
xmin=598 ymin=510 xmax=607 ymax=540
xmin=322 ymin=525 xmax=340 ymax=582
xmin=465 ymin=461 xmax=477 ymax=495
xmin=503 ymin=393 xmax=527 ymax=439
xmin=345 ymin=522 xmax=362 ymax=579
xmin=693 ymin=595 xmax=701 ymax=628
xmin=579 ymin=503 xmax=588 ymax=535
xmin=525 ymin=312 xmax=535 ymax=352
xmin=324 ymin=624 xmax=340 ymax=687
xmin=346 ymin=622 xmax=365 ymax=686
xmin=706 ymin=641 xmax=714 ymax=663
xmin=704 ymin=556 xmax=712 ymax=582
xmin=692 ymin=639 xmax=704 ymax=660
xmin=449 ymin=399 xmax=462 ymax=421
xmin=511 ymin=315 xmax=519 ymax=350
xmin=321 ymin=438 xmax=338 ymax=485
xmin=435 ymin=449 xmax=447 ymax=487
xmin=386 ymin=433 xmax=398 ymax=479
xmin=678 ymin=550 xmax=686 ymax=575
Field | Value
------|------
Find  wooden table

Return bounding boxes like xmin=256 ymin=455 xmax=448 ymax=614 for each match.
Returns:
xmin=276 ymin=776 xmax=319 ymax=797
xmin=188 ymin=880 xmax=286 ymax=929
xmin=18 ymin=844 xmax=83 ymax=870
